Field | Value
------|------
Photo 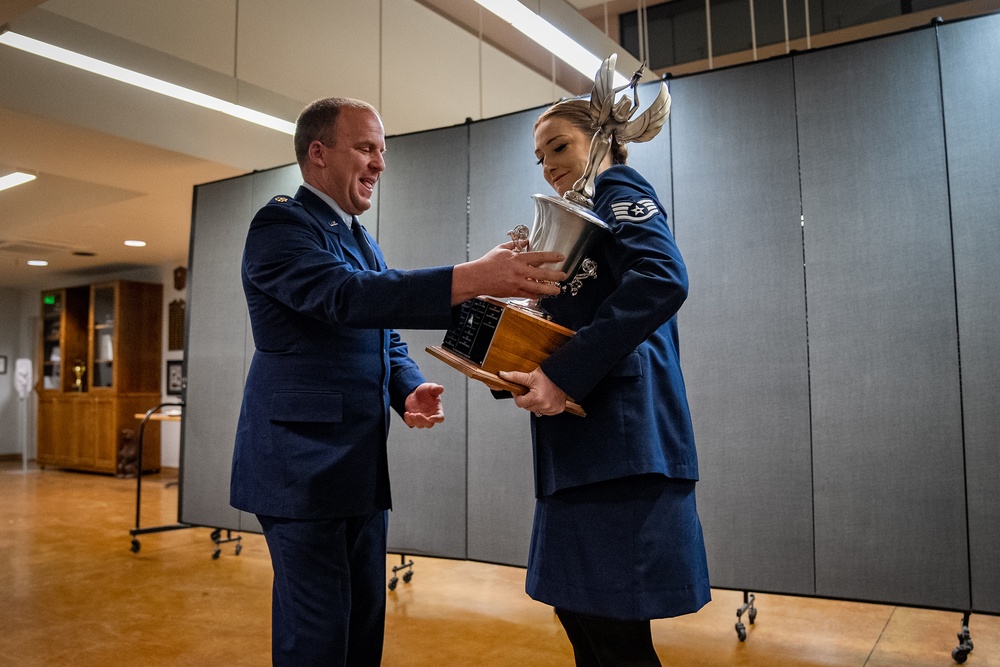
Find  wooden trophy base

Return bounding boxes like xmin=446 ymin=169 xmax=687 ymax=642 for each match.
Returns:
xmin=427 ymin=296 xmax=585 ymax=417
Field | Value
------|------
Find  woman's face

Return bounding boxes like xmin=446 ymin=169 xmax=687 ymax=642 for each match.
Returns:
xmin=533 ymin=116 xmax=593 ymax=197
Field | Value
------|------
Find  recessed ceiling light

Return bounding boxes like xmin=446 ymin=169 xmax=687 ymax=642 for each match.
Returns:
xmin=0 ymin=171 xmax=36 ymax=192
xmin=124 ymin=240 xmax=147 ymax=247
xmin=27 ymin=259 xmax=48 ymax=266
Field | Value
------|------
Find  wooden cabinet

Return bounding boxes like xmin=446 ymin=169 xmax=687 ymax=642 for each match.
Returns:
xmin=36 ymin=281 xmax=163 ymax=474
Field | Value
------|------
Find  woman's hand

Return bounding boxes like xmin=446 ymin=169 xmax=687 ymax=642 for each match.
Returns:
xmin=499 ymin=368 xmax=568 ymax=417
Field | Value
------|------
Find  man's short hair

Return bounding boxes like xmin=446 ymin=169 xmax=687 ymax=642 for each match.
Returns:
xmin=294 ymin=97 xmax=379 ymax=166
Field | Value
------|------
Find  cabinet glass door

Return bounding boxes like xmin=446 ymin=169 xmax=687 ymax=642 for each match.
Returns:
xmin=42 ymin=291 xmax=62 ymax=390
xmin=92 ymin=285 xmax=115 ymax=388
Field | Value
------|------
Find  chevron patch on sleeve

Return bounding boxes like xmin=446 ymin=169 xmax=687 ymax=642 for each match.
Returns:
xmin=610 ymin=198 xmax=659 ymax=222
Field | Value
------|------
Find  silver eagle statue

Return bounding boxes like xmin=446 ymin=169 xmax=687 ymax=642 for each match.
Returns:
xmin=564 ymin=54 xmax=672 ymax=208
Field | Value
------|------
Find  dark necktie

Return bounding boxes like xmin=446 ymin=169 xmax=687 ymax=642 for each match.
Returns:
xmin=350 ymin=217 xmax=377 ymax=270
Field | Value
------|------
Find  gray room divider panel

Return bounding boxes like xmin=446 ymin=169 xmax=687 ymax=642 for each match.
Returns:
xmin=176 ymin=17 xmax=999 ymax=615
xmin=378 ymin=125 xmax=470 ymax=560
xmin=466 ymin=109 xmax=550 ymax=566
xmin=796 ymin=31 xmax=968 ymax=609
xmin=183 ymin=165 xmax=303 ymax=532
xmin=182 ymin=176 xmax=255 ymax=530
xmin=627 ymin=81 xmax=672 ymax=211
xmin=671 ymin=60 xmax=814 ymax=595
xmin=939 ymin=15 xmax=1000 ymax=615
xmin=468 ymin=109 xmax=549 ymax=255
xmin=239 ymin=166 xmax=303 ymax=534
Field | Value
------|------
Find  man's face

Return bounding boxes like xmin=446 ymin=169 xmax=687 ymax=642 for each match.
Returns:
xmin=312 ymin=107 xmax=386 ymax=216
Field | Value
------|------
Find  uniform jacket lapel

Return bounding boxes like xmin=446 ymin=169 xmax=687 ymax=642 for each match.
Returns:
xmin=294 ymin=186 xmax=369 ymax=270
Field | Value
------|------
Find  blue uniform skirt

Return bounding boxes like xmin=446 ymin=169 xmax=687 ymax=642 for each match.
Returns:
xmin=525 ymin=473 xmax=711 ymax=621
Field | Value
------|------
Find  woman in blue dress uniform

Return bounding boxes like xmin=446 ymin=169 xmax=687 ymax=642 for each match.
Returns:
xmin=500 ymin=99 xmax=711 ymax=666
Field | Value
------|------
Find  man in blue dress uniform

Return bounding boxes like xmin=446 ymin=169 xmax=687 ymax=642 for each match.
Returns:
xmin=230 ymin=97 xmax=566 ymax=666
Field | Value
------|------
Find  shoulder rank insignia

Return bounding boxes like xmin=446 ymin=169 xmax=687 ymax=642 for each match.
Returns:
xmin=273 ymin=196 xmax=289 ymax=203
xmin=611 ymin=197 xmax=659 ymax=223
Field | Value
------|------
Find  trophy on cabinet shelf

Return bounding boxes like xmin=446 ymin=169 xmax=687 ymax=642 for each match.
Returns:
xmin=72 ymin=359 xmax=86 ymax=392
xmin=426 ymin=55 xmax=671 ymax=418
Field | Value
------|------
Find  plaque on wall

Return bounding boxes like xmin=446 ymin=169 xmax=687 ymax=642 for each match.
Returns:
xmin=168 ymin=299 xmax=185 ymax=351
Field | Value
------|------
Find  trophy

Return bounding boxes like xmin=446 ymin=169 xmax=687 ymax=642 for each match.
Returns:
xmin=427 ymin=54 xmax=671 ymax=417
xmin=72 ymin=359 xmax=86 ymax=392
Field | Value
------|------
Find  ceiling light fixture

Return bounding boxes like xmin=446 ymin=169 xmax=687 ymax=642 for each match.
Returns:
xmin=472 ymin=0 xmax=628 ymax=87
xmin=0 ymin=171 xmax=36 ymax=192
xmin=0 ymin=29 xmax=296 ymax=135
xmin=123 ymin=240 xmax=147 ymax=247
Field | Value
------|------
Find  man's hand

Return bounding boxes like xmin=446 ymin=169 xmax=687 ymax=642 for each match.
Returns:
xmin=451 ymin=242 xmax=567 ymax=304
xmin=403 ymin=383 xmax=445 ymax=428
xmin=499 ymin=368 xmax=568 ymax=417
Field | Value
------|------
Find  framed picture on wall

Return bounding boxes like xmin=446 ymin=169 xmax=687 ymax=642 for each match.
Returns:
xmin=166 ymin=360 xmax=183 ymax=396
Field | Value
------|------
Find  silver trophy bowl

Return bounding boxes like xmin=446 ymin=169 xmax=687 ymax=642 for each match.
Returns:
xmin=503 ymin=54 xmax=668 ymax=302
xmin=529 ymin=194 xmax=610 ymax=280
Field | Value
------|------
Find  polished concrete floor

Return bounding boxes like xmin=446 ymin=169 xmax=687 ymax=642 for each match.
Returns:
xmin=1 ymin=459 xmax=997 ymax=666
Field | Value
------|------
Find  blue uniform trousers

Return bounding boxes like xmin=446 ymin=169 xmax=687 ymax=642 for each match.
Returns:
xmin=257 ymin=511 xmax=387 ymax=667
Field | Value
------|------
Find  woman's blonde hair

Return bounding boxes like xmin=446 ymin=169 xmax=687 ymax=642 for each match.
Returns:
xmin=534 ymin=99 xmax=629 ymax=165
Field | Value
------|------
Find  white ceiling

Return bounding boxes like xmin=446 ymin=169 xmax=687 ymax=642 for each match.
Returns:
xmin=0 ymin=0 xmax=636 ymax=290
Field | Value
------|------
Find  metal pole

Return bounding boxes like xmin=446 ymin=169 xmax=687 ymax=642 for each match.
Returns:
xmin=706 ymin=0 xmax=713 ymax=69
xmin=642 ymin=0 xmax=650 ymax=67
xmin=805 ymin=0 xmax=811 ymax=50
xmin=478 ymin=6 xmax=483 ymax=120
xmin=783 ymin=0 xmax=790 ymax=53
xmin=20 ymin=396 xmax=27 ymax=472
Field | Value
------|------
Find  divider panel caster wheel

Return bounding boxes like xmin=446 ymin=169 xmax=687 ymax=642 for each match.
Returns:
xmin=748 ymin=607 xmax=757 ymax=624
xmin=388 ymin=577 xmax=398 ymax=591
xmin=735 ymin=622 xmax=747 ymax=642
xmin=212 ymin=549 xmax=221 ymax=560
xmin=953 ymin=613 xmax=973 ymax=663
xmin=235 ymin=543 xmax=242 ymax=556
xmin=402 ymin=571 xmax=413 ymax=584
xmin=131 ymin=539 xmax=140 ymax=553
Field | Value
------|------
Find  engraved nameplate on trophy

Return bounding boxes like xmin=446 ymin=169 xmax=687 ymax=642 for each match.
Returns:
xmin=427 ymin=297 xmax=585 ymax=417
xmin=440 ymin=296 xmax=573 ymax=375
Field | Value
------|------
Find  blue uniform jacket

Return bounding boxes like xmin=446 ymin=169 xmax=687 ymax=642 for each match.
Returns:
xmin=535 ymin=165 xmax=699 ymax=496
xmin=230 ymin=186 xmax=453 ymax=519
